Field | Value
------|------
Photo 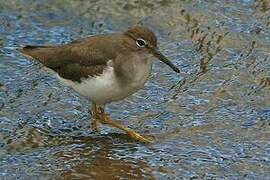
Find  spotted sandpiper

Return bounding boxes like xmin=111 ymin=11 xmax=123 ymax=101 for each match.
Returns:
xmin=18 ymin=25 xmax=180 ymax=143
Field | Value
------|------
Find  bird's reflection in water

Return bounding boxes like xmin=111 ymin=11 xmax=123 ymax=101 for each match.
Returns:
xmin=56 ymin=134 xmax=155 ymax=179
xmin=3 ymin=126 xmax=154 ymax=179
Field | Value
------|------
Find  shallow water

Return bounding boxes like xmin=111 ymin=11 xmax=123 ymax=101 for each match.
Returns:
xmin=0 ymin=0 xmax=270 ymax=179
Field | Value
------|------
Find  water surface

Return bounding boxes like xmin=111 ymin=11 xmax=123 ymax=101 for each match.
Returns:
xmin=0 ymin=0 xmax=270 ymax=179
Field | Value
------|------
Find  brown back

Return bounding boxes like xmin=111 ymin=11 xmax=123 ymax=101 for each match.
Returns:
xmin=19 ymin=34 xmax=122 ymax=82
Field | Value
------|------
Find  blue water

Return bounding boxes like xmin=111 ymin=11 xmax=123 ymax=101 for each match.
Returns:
xmin=0 ymin=0 xmax=269 ymax=179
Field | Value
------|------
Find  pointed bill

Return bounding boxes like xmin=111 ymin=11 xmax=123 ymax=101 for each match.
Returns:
xmin=151 ymin=48 xmax=180 ymax=73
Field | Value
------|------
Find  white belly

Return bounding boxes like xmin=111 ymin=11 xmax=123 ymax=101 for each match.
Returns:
xmin=57 ymin=60 xmax=151 ymax=105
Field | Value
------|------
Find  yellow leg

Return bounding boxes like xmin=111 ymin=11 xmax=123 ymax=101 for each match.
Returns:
xmin=90 ymin=103 xmax=98 ymax=132
xmin=97 ymin=107 xmax=153 ymax=143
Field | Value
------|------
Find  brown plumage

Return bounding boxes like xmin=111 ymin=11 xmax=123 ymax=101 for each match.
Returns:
xmin=18 ymin=25 xmax=159 ymax=82
xmin=18 ymin=25 xmax=180 ymax=143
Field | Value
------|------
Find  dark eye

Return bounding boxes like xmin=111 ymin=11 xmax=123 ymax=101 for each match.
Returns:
xmin=136 ymin=38 xmax=147 ymax=47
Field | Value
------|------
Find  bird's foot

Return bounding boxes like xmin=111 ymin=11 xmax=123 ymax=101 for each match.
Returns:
xmin=90 ymin=118 xmax=99 ymax=133
xmin=90 ymin=104 xmax=154 ymax=143
xmin=126 ymin=128 xmax=154 ymax=143
xmin=98 ymin=110 xmax=154 ymax=143
xmin=90 ymin=103 xmax=99 ymax=132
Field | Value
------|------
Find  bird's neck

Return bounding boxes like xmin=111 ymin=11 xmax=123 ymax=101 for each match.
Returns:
xmin=114 ymin=52 xmax=152 ymax=86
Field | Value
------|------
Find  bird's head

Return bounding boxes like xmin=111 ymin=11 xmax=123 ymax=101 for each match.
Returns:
xmin=123 ymin=25 xmax=180 ymax=73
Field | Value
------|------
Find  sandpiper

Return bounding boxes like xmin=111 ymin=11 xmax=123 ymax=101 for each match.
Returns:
xmin=19 ymin=25 xmax=180 ymax=143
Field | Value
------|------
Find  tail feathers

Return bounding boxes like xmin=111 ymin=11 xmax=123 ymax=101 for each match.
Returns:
xmin=18 ymin=45 xmax=56 ymax=63
xmin=18 ymin=45 xmax=52 ymax=55
xmin=18 ymin=45 xmax=64 ymax=71
xmin=20 ymin=45 xmax=48 ymax=50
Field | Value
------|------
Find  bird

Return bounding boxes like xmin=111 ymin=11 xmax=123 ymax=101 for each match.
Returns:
xmin=18 ymin=25 xmax=180 ymax=143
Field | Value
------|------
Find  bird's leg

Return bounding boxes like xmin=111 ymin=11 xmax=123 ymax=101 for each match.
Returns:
xmin=90 ymin=103 xmax=98 ymax=132
xmin=96 ymin=106 xmax=153 ymax=143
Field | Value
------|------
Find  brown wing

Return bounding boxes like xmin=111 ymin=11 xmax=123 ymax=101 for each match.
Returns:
xmin=18 ymin=35 xmax=118 ymax=82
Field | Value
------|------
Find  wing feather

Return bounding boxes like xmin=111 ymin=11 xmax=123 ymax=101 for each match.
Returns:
xmin=18 ymin=35 xmax=117 ymax=82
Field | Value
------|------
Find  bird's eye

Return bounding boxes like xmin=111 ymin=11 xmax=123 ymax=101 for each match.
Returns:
xmin=136 ymin=38 xmax=147 ymax=48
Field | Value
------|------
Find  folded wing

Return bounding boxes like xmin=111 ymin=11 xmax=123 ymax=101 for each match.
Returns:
xmin=18 ymin=37 xmax=114 ymax=82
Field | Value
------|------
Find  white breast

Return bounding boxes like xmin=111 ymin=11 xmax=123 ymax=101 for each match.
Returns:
xmin=57 ymin=58 xmax=152 ymax=105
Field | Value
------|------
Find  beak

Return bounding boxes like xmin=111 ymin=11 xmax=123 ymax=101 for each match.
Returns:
xmin=151 ymin=48 xmax=180 ymax=73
